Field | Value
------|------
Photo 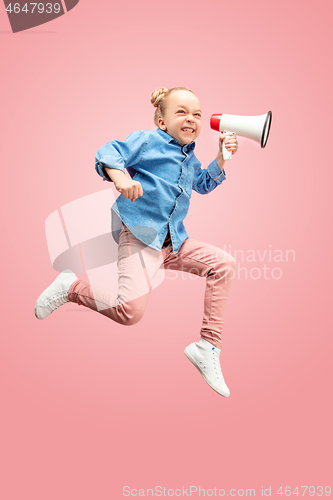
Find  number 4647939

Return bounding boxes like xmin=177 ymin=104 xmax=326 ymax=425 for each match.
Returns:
xmin=277 ymin=486 xmax=331 ymax=496
xmin=6 ymin=3 xmax=61 ymax=14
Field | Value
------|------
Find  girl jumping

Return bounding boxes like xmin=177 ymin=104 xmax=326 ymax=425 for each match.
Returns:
xmin=35 ymin=87 xmax=238 ymax=397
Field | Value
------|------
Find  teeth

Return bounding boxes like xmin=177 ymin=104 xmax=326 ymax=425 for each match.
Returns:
xmin=182 ymin=128 xmax=194 ymax=132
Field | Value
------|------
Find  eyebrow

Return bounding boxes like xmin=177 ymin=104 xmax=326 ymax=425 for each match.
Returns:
xmin=176 ymin=106 xmax=202 ymax=113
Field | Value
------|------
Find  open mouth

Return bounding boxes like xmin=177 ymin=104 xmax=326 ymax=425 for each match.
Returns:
xmin=181 ymin=128 xmax=195 ymax=133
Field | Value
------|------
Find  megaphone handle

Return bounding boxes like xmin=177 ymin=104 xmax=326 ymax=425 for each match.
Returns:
xmin=222 ymin=132 xmax=234 ymax=161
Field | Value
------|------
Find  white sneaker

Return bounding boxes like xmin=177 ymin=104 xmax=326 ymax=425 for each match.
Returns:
xmin=184 ymin=337 xmax=230 ymax=397
xmin=34 ymin=269 xmax=78 ymax=320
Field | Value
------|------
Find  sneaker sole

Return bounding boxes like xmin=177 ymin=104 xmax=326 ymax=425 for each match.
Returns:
xmin=184 ymin=347 xmax=230 ymax=398
xmin=34 ymin=270 xmax=76 ymax=320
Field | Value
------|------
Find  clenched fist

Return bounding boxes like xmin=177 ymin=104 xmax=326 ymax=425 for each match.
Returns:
xmin=115 ymin=176 xmax=144 ymax=203
xmin=104 ymin=168 xmax=144 ymax=202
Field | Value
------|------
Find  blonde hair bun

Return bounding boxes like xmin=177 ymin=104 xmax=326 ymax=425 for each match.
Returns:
xmin=151 ymin=88 xmax=170 ymax=108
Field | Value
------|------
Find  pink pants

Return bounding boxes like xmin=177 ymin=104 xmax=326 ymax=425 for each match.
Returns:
xmin=68 ymin=224 xmax=236 ymax=349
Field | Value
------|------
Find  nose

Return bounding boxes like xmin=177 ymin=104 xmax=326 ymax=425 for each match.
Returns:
xmin=186 ymin=115 xmax=194 ymax=122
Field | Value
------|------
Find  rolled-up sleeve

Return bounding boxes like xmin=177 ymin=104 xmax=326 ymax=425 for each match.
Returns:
xmin=192 ymin=159 xmax=227 ymax=194
xmin=95 ymin=130 xmax=148 ymax=182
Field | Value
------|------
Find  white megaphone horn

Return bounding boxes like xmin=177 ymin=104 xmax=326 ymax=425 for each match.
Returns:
xmin=210 ymin=111 xmax=272 ymax=160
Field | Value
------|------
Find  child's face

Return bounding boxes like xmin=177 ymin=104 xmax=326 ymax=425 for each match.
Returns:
xmin=158 ymin=90 xmax=202 ymax=145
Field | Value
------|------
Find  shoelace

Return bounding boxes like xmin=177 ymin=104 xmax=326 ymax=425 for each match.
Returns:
xmin=45 ymin=292 xmax=69 ymax=312
xmin=212 ymin=349 xmax=224 ymax=380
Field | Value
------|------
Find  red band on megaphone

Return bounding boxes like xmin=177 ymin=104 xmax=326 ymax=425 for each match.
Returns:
xmin=210 ymin=114 xmax=222 ymax=131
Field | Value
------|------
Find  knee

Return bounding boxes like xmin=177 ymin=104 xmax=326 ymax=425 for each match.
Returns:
xmin=216 ymin=254 xmax=236 ymax=279
xmin=227 ymin=255 xmax=236 ymax=272
xmin=121 ymin=308 xmax=145 ymax=326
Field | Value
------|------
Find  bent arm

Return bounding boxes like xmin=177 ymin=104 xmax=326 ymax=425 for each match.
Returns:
xmin=192 ymin=159 xmax=227 ymax=195
xmin=104 ymin=167 xmax=126 ymax=183
xmin=95 ymin=130 xmax=147 ymax=182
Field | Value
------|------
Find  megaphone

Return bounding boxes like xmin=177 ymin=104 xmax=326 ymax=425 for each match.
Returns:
xmin=210 ymin=111 xmax=272 ymax=160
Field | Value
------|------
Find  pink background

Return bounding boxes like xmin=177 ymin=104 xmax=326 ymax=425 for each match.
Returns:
xmin=1 ymin=0 xmax=332 ymax=498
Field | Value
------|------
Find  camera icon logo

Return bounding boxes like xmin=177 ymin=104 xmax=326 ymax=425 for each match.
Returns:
xmin=45 ymin=189 xmax=165 ymax=312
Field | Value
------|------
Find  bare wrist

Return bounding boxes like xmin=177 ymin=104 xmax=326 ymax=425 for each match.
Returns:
xmin=104 ymin=167 xmax=126 ymax=183
xmin=216 ymin=154 xmax=225 ymax=170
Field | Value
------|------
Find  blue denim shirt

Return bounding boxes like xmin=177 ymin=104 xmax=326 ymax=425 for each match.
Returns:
xmin=95 ymin=128 xmax=227 ymax=254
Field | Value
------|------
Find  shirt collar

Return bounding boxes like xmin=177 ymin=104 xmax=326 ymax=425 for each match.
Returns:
xmin=156 ymin=128 xmax=196 ymax=152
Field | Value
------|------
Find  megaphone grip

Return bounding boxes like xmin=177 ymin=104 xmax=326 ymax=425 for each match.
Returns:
xmin=222 ymin=133 xmax=234 ymax=161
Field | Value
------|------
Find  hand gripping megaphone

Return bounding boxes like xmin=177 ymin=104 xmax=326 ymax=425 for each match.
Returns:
xmin=210 ymin=111 xmax=272 ymax=160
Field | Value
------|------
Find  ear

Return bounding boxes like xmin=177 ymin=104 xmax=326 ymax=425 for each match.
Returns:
xmin=158 ymin=117 xmax=167 ymax=131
